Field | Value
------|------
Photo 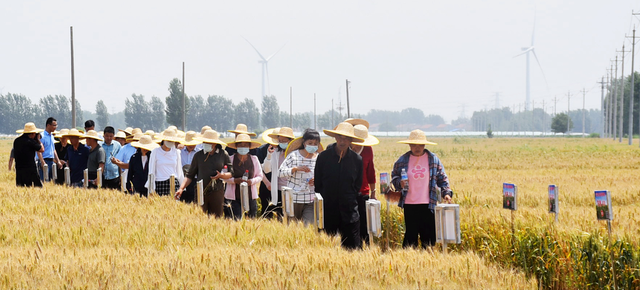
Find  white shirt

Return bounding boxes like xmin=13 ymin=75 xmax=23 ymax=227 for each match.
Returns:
xmin=145 ymin=146 xmax=184 ymax=188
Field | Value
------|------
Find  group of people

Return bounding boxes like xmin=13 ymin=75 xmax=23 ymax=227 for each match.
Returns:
xmin=11 ymin=117 xmax=453 ymax=250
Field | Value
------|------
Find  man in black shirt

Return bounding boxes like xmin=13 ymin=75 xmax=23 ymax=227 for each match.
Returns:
xmin=13 ymin=122 xmax=45 ymax=187
xmin=315 ymin=122 xmax=365 ymax=250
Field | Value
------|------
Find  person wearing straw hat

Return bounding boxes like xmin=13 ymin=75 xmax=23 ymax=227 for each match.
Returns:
xmin=176 ymin=130 xmax=232 ymax=217
xmin=13 ymin=122 xmax=45 ymax=187
xmin=63 ymin=128 xmax=90 ymax=187
xmin=194 ymin=125 xmax=212 ymax=151
xmin=145 ymin=128 xmax=184 ymax=196
xmin=223 ymin=133 xmax=263 ymax=220
xmin=112 ymin=132 xmax=141 ymax=185
xmin=84 ymin=130 xmax=106 ymax=189
xmin=278 ymin=129 xmax=323 ymax=225
xmin=315 ymin=122 xmax=365 ymax=250
xmin=347 ymin=121 xmax=380 ymax=245
xmin=54 ymin=129 xmax=70 ymax=185
xmin=256 ymin=128 xmax=278 ymax=218
xmin=225 ymin=124 xmax=258 ymax=156
xmin=391 ymin=129 xmax=453 ymax=249
xmin=127 ymin=135 xmax=160 ymax=197
xmin=262 ymin=127 xmax=295 ymax=218
xmin=101 ymin=126 xmax=122 ymax=190
xmin=114 ymin=131 xmax=127 ymax=146
xmin=177 ymin=131 xmax=202 ymax=203
xmin=39 ymin=117 xmax=63 ymax=182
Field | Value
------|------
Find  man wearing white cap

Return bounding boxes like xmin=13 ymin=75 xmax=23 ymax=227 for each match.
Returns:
xmin=315 ymin=122 xmax=364 ymax=250
xmin=13 ymin=122 xmax=45 ymax=187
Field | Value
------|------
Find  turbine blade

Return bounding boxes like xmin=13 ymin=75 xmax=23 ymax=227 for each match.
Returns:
xmin=532 ymin=49 xmax=551 ymax=97
xmin=241 ymin=36 xmax=267 ymax=61
xmin=513 ymin=48 xmax=532 ymax=58
xmin=266 ymin=42 xmax=288 ymax=61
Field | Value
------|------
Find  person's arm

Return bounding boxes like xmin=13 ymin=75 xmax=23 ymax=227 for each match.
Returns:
xmin=222 ymin=154 xmax=235 ymax=183
xmin=8 ymin=158 xmax=13 ymax=171
xmin=37 ymin=151 xmax=45 ymax=170
xmin=175 ymin=150 xmax=184 ymax=184
xmin=54 ymin=149 xmax=62 ymax=168
xmin=98 ymin=148 xmax=106 ymax=173
xmin=249 ymin=156 xmax=263 ymax=185
xmin=278 ymin=153 xmax=296 ymax=178
xmin=434 ymin=156 xmax=453 ymax=202
xmin=262 ymin=151 xmax=273 ymax=173
xmin=390 ymin=155 xmax=404 ymax=191
xmin=144 ymin=150 xmax=156 ymax=189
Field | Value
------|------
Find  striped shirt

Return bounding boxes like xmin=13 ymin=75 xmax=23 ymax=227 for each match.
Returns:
xmin=278 ymin=150 xmax=317 ymax=204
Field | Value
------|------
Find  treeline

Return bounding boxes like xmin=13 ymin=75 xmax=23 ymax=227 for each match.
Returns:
xmin=470 ymin=107 xmax=603 ymax=133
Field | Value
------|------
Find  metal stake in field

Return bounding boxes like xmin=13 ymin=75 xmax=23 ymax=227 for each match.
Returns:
xmin=64 ymin=167 xmax=70 ymax=186
xmin=170 ymin=174 xmax=176 ymax=199
xmin=97 ymin=167 xmax=102 ymax=188
xmin=120 ymin=173 xmax=126 ymax=192
xmin=607 ymin=220 xmax=617 ymax=290
xmin=43 ymin=163 xmax=49 ymax=183
xmin=83 ymin=169 xmax=88 ymax=188
xmin=197 ymin=180 xmax=204 ymax=206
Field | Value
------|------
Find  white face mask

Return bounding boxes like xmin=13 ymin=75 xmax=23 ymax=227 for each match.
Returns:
xmin=305 ymin=145 xmax=318 ymax=154
xmin=279 ymin=142 xmax=288 ymax=150
xmin=237 ymin=147 xmax=250 ymax=155
xmin=203 ymin=143 xmax=214 ymax=153
xmin=164 ymin=141 xmax=175 ymax=148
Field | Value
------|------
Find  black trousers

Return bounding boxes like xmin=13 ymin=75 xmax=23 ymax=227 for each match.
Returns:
xmin=16 ymin=167 xmax=42 ymax=187
xmin=325 ymin=217 xmax=362 ymax=250
xmin=259 ymin=184 xmax=283 ymax=219
xmin=180 ymin=182 xmax=196 ymax=203
xmin=103 ymin=177 xmax=121 ymax=190
xmin=402 ymin=204 xmax=436 ymax=249
xmin=357 ymin=194 xmax=370 ymax=245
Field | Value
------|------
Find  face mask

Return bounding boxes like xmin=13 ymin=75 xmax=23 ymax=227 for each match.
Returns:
xmin=279 ymin=142 xmax=288 ymax=150
xmin=237 ymin=147 xmax=250 ymax=155
xmin=203 ymin=143 xmax=213 ymax=153
xmin=164 ymin=141 xmax=175 ymax=148
xmin=305 ymin=145 xmax=318 ymax=154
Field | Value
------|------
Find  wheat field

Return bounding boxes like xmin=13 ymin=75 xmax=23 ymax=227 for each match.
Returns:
xmin=2 ymin=136 xmax=639 ymax=288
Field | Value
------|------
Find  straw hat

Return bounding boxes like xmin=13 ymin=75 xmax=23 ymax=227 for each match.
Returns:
xmin=323 ymin=122 xmax=365 ymax=142
xmin=144 ymin=130 xmax=155 ymax=136
xmin=158 ymin=128 xmax=183 ymax=142
xmin=84 ymin=130 xmax=104 ymax=141
xmin=118 ymin=127 xmax=133 ymax=135
xmin=344 ymin=118 xmax=370 ymax=129
xmin=114 ymin=131 xmax=127 ymax=139
xmin=285 ymin=137 xmax=324 ymax=157
xmin=54 ymin=128 xmax=70 ymax=138
xmin=268 ymin=126 xmax=295 ymax=140
xmin=261 ymin=128 xmax=279 ymax=146
xmin=196 ymin=129 xmax=227 ymax=146
xmin=227 ymin=133 xmax=261 ymax=149
xmin=131 ymin=135 xmax=160 ymax=152
xmin=397 ymin=129 xmax=437 ymax=145
xmin=351 ymin=125 xmax=379 ymax=146
xmin=177 ymin=130 xmax=186 ymax=139
xmin=16 ymin=122 xmax=43 ymax=134
xmin=200 ymin=125 xmax=212 ymax=136
xmin=228 ymin=124 xmax=257 ymax=136
xmin=181 ymin=131 xmax=202 ymax=146
xmin=131 ymin=128 xmax=143 ymax=135
xmin=63 ymin=128 xmax=86 ymax=138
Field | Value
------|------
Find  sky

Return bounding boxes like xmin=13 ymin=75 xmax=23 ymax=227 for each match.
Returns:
xmin=2 ymin=0 xmax=640 ymax=123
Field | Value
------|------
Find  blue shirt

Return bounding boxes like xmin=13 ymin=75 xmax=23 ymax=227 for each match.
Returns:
xmin=67 ymin=144 xmax=90 ymax=183
xmin=181 ymin=147 xmax=198 ymax=167
xmin=41 ymin=131 xmax=56 ymax=159
xmin=115 ymin=143 xmax=137 ymax=172
xmin=102 ymin=141 xmax=121 ymax=179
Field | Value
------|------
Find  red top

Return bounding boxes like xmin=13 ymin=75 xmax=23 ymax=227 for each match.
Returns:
xmin=358 ymin=146 xmax=376 ymax=195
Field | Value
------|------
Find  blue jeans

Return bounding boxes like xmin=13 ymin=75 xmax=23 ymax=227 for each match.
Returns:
xmin=38 ymin=159 xmax=55 ymax=181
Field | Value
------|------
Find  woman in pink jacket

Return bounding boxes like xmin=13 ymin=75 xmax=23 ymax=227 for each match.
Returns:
xmin=223 ymin=134 xmax=264 ymax=220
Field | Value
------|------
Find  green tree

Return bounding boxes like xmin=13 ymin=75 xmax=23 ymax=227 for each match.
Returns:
xmin=261 ymin=95 xmax=280 ymax=128
xmin=551 ymin=113 xmax=573 ymax=134
xmin=73 ymin=99 xmax=83 ymax=129
xmin=0 ymin=93 xmax=39 ymax=134
xmin=187 ymin=95 xmax=206 ymax=131
xmin=150 ymin=96 xmax=166 ymax=131
xmin=165 ymin=78 xmax=189 ymax=128
xmin=125 ymin=94 xmax=150 ymax=129
xmin=206 ymin=95 xmax=235 ymax=131
xmin=95 ymin=100 xmax=109 ymax=129
xmin=234 ymin=98 xmax=260 ymax=131
xmin=38 ymin=95 xmax=72 ymax=128
xmin=400 ymin=108 xmax=425 ymax=124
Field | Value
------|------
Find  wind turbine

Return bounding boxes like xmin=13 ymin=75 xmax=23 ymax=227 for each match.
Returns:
xmin=514 ymin=16 xmax=548 ymax=111
xmin=242 ymin=37 xmax=287 ymax=98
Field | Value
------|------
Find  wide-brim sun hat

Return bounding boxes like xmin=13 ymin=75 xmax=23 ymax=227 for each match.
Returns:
xmin=181 ymin=131 xmax=203 ymax=146
xmin=131 ymin=135 xmax=161 ymax=152
xmin=323 ymin=122 xmax=365 ymax=143
xmin=131 ymin=128 xmax=143 ymax=135
xmin=344 ymin=118 xmax=370 ymax=129
xmin=119 ymin=127 xmax=133 ymax=135
xmin=127 ymin=132 xmax=144 ymax=142
xmin=16 ymin=122 xmax=44 ymax=134
xmin=268 ymin=126 xmax=295 ymax=140
xmin=114 ymin=131 xmax=127 ymax=139
xmin=261 ymin=128 xmax=279 ymax=146
xmin=351 ymin=124 xmax=379 ymax=146
xmin=397 ymin=129 xmax=437 ymax=145
xmin=84 ymin=130 xmax=104 ymax=141
xmin=158 ymin=128 xmax=183 ymax=142
xmin=228 ymin=123 xmax=257 ymax=137
xmin=62 ymin=128 xmax=86 ymax=139
xmin=285 ymin=137 xmax=324 ymax=157
xmin=54 ymin=128 xmax=70 ymax=138
xmin=227 ymin=133 xmax=261 ymax=149
xmin=199 ymin=125 xmax=212 ymax=137
xmin=196 ymin=129 xmax=227 ymax=146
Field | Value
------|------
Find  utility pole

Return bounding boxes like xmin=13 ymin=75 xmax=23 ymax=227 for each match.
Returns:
xmin=607 ymin=66 xmax=613 ymax=138
xmin=612 ymin=56 xmax=619 ymax=141
xmin=628 ymin=24 xmax=638 ymax=146
xmin=582 ymin=88 xmax=586 ymax=137
xmin=182 ymin=62 xmax=186 ymax=131
xmin=567 ymin=91 xmax=571 ymax=134
xmin=598 ymin=77 xmax=605 ymax=138
xmin=345 ymin=79 xmax=351 ymax=118
xmin=617 ymin=45 xmax=629 ymax=142
xmin=70 ymin=26 xmax=76 ymax=128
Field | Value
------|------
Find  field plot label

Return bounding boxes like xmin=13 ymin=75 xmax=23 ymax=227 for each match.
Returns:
xmin=502 ymin=183 xmax=517 ymax=211
xmin=594 ymin=190 xmax=613 ymax=221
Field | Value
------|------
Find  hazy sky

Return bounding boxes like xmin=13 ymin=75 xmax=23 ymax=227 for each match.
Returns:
xmin=2 ymin=0 xmax=639 ymax=123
